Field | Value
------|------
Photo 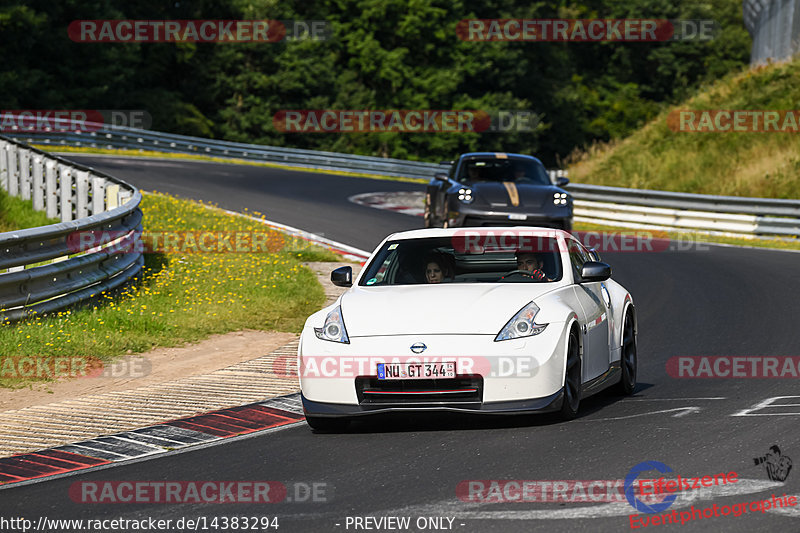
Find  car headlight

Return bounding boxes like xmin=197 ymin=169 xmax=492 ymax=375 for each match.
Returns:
xmin=314 ymin=305 xmax=350 ymax=343
xmin=553 ymin=192 xmax=569 ymax=205
xmin=495 ymin=301 xmax=548 ymax=341
xmin=458 ymin=188 xmax=474 ymax=204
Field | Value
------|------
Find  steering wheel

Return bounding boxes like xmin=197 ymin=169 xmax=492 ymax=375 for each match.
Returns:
xmin=501 ymin=269 xmax=546 ymax=281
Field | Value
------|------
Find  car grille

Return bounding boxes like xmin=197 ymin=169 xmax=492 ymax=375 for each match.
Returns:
xmin=463 ymin=216 xmax=567 ymax=229
xmin=355 ymin=375 xmax=483 ymax=405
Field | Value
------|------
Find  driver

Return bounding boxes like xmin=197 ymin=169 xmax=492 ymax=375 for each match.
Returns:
xmin=466 ymin=164 xmax=482 ymax=181
xmin=514 ymin=251 xmax=551 ymax=281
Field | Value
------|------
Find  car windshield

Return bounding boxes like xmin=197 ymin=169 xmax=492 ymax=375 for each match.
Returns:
xmin=457 ymin=158 xmax=551 ymax=186
xmin=358 ymin=237 xmax=563 ymax=286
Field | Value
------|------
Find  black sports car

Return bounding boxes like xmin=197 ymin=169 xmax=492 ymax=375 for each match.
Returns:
xmin=424 ymin=152 xmax=573 ymax=229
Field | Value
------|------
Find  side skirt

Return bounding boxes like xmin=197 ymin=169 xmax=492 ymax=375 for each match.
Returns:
xmin=581 ymin=361 xmax=622 ymax=398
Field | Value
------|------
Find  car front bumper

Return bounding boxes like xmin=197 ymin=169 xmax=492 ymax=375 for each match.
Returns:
xmin=446 ymin=208 xmax=572 ymax=230
xmin=301 ymin=388 xmax=564 ymax=417
xmin=298 ymin=324 xmax=570 ymax=416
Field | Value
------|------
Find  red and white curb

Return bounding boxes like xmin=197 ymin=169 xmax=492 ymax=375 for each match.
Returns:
xmin=0 ymin=393 xmax=305 ymax=488
xmin=349 ymin=192 xmax=425 ymax=217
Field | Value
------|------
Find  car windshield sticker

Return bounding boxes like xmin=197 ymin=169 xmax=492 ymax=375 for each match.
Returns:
xmin=388 ymin=243 xmax=399 ymax=250
xmin=366 ymin=278 xmax=377 ymax=285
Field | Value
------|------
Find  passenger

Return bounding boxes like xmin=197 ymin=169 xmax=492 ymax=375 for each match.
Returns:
xmin=424 ymin=254 xmax=454 ymax=284
xmin=513 ymin=163 xmax=527 ymax=181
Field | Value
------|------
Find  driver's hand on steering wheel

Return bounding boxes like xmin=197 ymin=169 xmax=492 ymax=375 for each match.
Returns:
xmin=529 ymin=268 xmax=546 ymax=281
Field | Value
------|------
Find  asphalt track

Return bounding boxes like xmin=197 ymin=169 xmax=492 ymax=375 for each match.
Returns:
xmin=1 ymin=156 xmax=799 ymax=533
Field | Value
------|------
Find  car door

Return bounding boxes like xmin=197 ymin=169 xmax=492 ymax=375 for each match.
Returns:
xmin=567 ymin=239 xmax=611 ymax=381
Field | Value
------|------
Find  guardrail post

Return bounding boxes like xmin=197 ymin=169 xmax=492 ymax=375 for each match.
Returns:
xmin=91 ymin=177 xmax=105 ymax=215
xmin=19 ymin=148 xmax=32 ymax=201
xmin=7 ymin=143 xmax=19 ymax=196
xmin=44 ymin=160 xmax=58 ymax=219
xmin=59 ymin=164 xmax=73 ymax=222
xmin=32 ymin=155 xmax=44 ymax=211
xmin=0 ymin=141 xmax=8 ymax=191
xmin=106 ymin=183 xmax=120 ymax=210
xmin=75 ymin=170 xmax=90 ymax=219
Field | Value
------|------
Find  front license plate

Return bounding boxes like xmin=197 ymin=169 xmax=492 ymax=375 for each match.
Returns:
xmin=508 ymin=214 xmax=527 ymax=220
xmin=377 ymin=362 xmax=457 ymax=380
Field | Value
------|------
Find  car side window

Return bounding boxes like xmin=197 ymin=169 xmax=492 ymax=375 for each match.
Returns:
xmin=576 ymin=241 xmax=592 ymax=263
xmin=567 ymin=240 xmax=587 ymax=280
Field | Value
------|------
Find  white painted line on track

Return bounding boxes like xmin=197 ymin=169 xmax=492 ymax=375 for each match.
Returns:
xmin=584 ymin=407 xmax=701 ymax=422
xmin=768 ymin=495 xmax=800 ymax=516
xmin=381 ymin=479 xmax=786 ymax=521
xmin=732 ymin=396 xmax=800 ymax=417
xmin=206 ymin=205 xmax=371 ymax=262
xmin=349 ymin=191 xmax=425 ymax=217
xmin=623 ymin=397 xmax=727 ymax=401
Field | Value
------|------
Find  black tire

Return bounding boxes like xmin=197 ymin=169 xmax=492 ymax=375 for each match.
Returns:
xmin=559 ymin=328 xmax=582 ymax=420
xmin=616 ymin=309 xmax=637 ymax=395
xmin=305 ymin=416 xmax=349 ymax=432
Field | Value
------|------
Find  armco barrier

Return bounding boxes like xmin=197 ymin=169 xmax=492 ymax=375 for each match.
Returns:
xmin=0 ymin=135 xmax=143 ymax=322
xmin=7 ymin=118 xmax=800 ymax=239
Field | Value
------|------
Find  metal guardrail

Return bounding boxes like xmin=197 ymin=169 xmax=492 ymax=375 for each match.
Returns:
xmin=568 ymin=182 xmax=800 ymax=238
xmin=13 ymin=120 xmax=443 ymax=180
xmin=7 ymin=118 xmax=800 ymax=240
xmin=743 ymin=0 xmax=800 ymax=65
xmin=0 ymin=135 xmax=143 ymax=322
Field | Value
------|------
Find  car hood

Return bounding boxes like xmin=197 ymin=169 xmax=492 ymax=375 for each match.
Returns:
xmin=341 ymin=283 xmax=557 ymax=336
xmin=467 ymin=182 xmax=562 ymax=208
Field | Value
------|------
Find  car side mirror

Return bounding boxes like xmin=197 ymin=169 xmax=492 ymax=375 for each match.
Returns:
xmin=434 ymin=172 xmax=449 ymax=182
xmin=556 ymin=177 xmax=570 ymax=187
xmin=580 ymin=261 xmax=611 ymax=282
xmin=331 ymin=266 xmax=352 ymax=287
xmin=588 ymin=248 xmax=601 ymax=262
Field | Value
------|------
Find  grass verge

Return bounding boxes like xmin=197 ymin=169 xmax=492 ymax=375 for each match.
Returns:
xmin=567 ymin=57 xmax=800 ymax=198
xmin=0 ymin=191 xmax=342 ymax=388
xmin=0 ymin=188 xmax=59 ymax=232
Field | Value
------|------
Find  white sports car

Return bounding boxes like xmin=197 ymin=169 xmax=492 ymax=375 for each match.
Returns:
xmin=298 ymin=227 xmax=637 ymax=430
